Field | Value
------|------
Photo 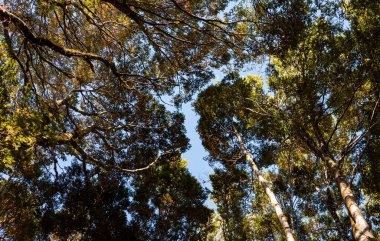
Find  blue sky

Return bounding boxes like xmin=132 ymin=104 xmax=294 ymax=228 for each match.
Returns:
xmin=180 ymin=64 xmax=267 ymax=208
xmin=181 ymin=100 xmax=213 ymax=188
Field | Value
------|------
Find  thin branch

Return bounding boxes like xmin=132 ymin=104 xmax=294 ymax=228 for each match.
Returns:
xmin=0 ymin=6 xmax=119 ymax=76
xmin=71 ymin=140 xmax=179 ymax=173
xmin=326 ymin=88 xmax=357 ymax=146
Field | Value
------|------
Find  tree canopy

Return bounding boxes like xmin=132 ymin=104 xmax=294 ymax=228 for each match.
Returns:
xmin=0 ymin=0 xmax=379 ymax=240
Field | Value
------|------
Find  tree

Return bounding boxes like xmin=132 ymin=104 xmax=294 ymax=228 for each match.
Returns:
xmin=0 ymin=1 xmax=238 ymax=237
xmin=209 ymin=167 xmax=252 ymax=241
xmin=209 ymin=166 xmax=286 ymax=241
xmin=0 ymin=1 xmax=240 ymax=238
xmin=1 ymin=0 xmax=380 ymax=239
xmin=129 ymin=157 xmax=212 ymax=241
xmin=1 ymin=155 xmax=213 ymax=240
xmin=0 ymin=0 xmax=247 ymax=176
xmin=223 ymin=0 xmax=379 ymax=239
xmin=195 ymin=75 xmax=296 ymax=241
xmin=265 ymin=7 xmax=379 ymax=238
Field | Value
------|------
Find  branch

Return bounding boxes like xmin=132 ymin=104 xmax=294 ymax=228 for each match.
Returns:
xmin=242 ymin=107 xmax=275 ymax=117
xmin=115 ymin=149 xmax=177 ymax=173
xmin=71 ymin=140 xmax=179 ymax=173
xmin=0 ymin=6 xmax=119 ymax=76
xmin=2 ymin=21 xmax=29 ymax=84
xmin=342 ymin=122 xmax=377 ymax=157
xmin=326 ymin=88 xmax=357 ymax=146
xmin=169 ymin=0 xmax=226 ymax=25
xmin=348 ymin=141 xmax=368 ymax=187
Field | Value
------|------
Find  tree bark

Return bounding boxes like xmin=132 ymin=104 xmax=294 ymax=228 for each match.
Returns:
xmin=234 ymin=130 xmax=296 ymax=241
xmin=325 ymin=187 xmax=352 ymax=241
xmin=298 ymin=129 xmax=375 ymax=241
xmin=322 ymin=155 xmax=375 ymax=241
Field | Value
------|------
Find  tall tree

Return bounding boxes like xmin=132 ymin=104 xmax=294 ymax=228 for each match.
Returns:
xmin=0 ymin=1 xmax=240 ymax=238
xmin=265 ymin=9 xmax=379 ymax=238
xmin=195 ymin=75 xmax=296 ymax=241
xmin=232 ymin=0 xmax=380 ymax=239
xmin=0 ymin=0 xmax=245 ymax=174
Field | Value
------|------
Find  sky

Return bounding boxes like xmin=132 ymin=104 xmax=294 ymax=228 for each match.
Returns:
xmin=181 ymin=99 xmax=215 ymax=208
xmin=180 ymin=64 xmax=268 ymax=208
xmin=181 ymin=100 xmax=213 ymax=188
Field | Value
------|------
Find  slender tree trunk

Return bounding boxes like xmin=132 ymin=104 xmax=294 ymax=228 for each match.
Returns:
xmin=322 ymin=155 xmax=375 ymax=241
xmin=234 ymin=130 xmax=296 ymax=241
xmin=325 ymin=187 xmax=352 ymax=241
xmin=298 ymin=129 xmax=375 ymax=240
xmin=247 ymin=153 xmax=296 ymax=241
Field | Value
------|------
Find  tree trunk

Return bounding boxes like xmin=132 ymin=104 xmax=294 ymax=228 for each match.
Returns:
xmin=247 ymin=153 xmax=296 ymax=241
xmin=325 ymin=187 xmax=352 ymax=241
xmin=322 ymin=155 xmax=375 ymax=241
xmin=234 ymin=130 xmax=296 ymax=241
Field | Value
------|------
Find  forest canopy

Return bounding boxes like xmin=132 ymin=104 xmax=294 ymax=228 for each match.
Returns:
xmin=0 ymin=0 xmax=379 ymax=240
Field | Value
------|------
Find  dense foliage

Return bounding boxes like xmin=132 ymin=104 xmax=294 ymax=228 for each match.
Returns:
xmin=0 ymin=0 xmax=379 ymax=240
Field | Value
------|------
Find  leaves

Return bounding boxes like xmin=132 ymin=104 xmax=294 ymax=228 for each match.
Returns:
xmin=0 ymin=0 xmax=379 ymax=240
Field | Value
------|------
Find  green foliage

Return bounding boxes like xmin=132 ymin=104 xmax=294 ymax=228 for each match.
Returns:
xmin=0 ymin=0 xmax=228 ymax=237
xmin=0 ymin=0 xmax=379 ymax=240
xmin=130 ymin=157 xmax=212 ymax=240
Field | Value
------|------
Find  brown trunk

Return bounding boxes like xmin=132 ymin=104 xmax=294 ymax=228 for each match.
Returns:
xmin=326 ymin=187 xmax=352 ymax=241
xmin=323 ymin=155 xmax=375 ymax=241
xmin=234 ymin=130 xmax=296 ymax=241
